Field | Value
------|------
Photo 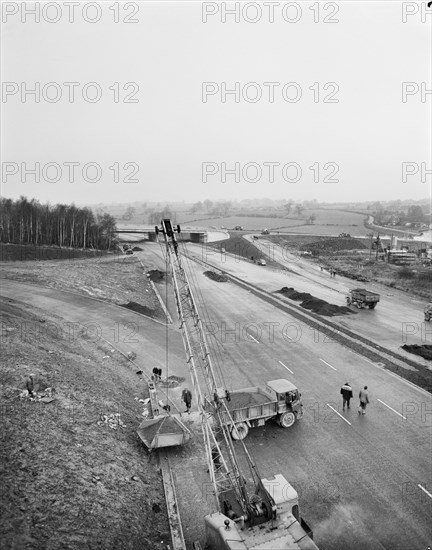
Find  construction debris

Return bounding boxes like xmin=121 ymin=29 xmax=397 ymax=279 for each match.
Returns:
xmin=99 ymin=413 xmax=127 ymax=430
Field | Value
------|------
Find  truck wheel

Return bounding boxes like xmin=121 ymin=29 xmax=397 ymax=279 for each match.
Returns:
xmin=279 ymin=411 xmax=296 ymax=428
xmin=231 ymin=423 xmax=249 ymax=440
xmin=346 ymin=297 xmax=352 ymax=305
xmin=368 ymin=304 xmax=376 ymax=309
xmin=425 ymin=314 xmax=431 ymax=322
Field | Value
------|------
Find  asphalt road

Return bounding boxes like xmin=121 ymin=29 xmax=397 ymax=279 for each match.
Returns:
xmin=2 ymin=245 xmax=431 ymax=550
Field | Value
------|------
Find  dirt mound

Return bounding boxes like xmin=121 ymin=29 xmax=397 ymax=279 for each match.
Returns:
xmin=301 ymin=237 xmax=367 ymax=254
xmin=147 ymin=269 xmax=165 ymax=282
xmin=278 ymin=287 xmax=353 ymax=316
xmin=121 ymin=301 xmax=156 ymax=317
xmin=401 ymin=345 xmax=432 ymax=360
xmin=204 ymin=271 xmax=229 ymax=282
xmin=132 ymin=246 xmax=143 ymax=251
xmin=159 ymin=375 xmax=185 ymax=388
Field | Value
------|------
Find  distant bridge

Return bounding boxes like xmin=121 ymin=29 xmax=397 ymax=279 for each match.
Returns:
xmin=115 ymin=224 xmax=208 ymax=243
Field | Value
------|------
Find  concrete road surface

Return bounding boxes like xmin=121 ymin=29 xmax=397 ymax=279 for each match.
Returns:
xmin=186 ymin=238 xmax=431 ymax=364
xmin=2 ymin=251 xmax=431 ymax=550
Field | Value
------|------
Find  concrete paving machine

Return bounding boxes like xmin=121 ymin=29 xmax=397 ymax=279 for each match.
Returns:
xmin=157 ymin=219 xmax=318 ymax=550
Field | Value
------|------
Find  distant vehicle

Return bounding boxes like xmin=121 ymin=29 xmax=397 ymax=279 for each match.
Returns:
xmin=252 ymin=235 xmax=259 ymax=240
xmin=234 ymin=225 xmax=243 ymax=230
xmin=125 ymin=249 xmax=134 ymax=255
xmin=346 ymin=288 xmax=380 ymax=309
xmin=424 ymin=304 xmax=432 ymax=321
xmin=261 ymin=228 xmax=270 ymax=235
xmin=339 ymin=232 xmax=351 ymax=238
xmin=257 ymin=258 xmax=267 ymax=266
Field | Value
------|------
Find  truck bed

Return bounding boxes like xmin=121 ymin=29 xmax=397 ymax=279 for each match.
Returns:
xmin=350 ymin=288 xmax=380 ymax=300
xmin=222 ymin=390 xmax=277 ymax=424
xmin=225 ymin=391 xmax=273 ymax=411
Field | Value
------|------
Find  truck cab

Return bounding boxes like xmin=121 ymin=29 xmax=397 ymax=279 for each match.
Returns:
xmin=266 ymin=379 xmax=303 ymax=428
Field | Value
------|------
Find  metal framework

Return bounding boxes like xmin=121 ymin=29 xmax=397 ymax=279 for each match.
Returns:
xmin=157 ymin=219 xmax=274 ymax=523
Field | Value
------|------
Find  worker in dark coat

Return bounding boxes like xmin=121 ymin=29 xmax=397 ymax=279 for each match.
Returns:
xmin=340 ymin=382 xmax=353 ymax=411
xmin=26 ymin=374 xmax=35 ymax=397
xmin=182 ymin=388 xmax=192 ymax=413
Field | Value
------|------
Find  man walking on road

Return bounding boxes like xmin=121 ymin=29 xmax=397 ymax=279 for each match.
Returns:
xmin=182 ymin=388 xmax=192 ymax=413
xmin=340 ymin=382 xmax=353 ymax=411
xmin=358 ymin=386 xmax=370 ymax=414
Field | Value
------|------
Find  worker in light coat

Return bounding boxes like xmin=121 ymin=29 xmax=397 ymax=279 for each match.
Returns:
xmin=358 ymin=386 xmax=370 ymax=415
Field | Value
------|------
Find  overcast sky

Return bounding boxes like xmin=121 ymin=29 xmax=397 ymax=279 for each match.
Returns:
xmin=1 ymin=1 xmax=431 ymax=205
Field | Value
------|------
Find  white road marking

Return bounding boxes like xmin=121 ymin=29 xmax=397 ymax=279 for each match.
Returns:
xmin=418 ymin=484 xmax=432 ymax=499
xmin=377 ymin=399 xmax=407 ymax=420
xmin=326 ymin=404 xmax=352 ymax=425
xmin=278 ymin=360 xmax=294 ymax=374
xmin=247 ymin=333 xmax=259 ymax=343
xmin=320 ymin=358 xmax=337 ymax=371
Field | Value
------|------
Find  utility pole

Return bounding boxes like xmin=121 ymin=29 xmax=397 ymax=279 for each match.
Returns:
xmin=375 ymin=233 xmax=380 ymax=262
xmin=369 ymin=233 xmax=373 ymax=259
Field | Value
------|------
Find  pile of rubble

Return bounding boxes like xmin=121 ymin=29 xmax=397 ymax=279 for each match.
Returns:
xmin=99 ymin=413 xmax=127 ymax=430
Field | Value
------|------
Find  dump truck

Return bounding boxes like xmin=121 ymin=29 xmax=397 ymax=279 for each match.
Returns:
xmin=218 ymin=379 xmax=303 ymax=440
xmin=424 ymin=304 xmax=432 ymax=321
xmin=346 ymin=288 xmax=380 ymax=309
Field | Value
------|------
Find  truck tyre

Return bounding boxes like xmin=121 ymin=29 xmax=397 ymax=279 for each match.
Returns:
xmin=368 ymin=303 xmax=376 ymax=309
xmin=231 ymin=423 xmax=249 ymax=440
xmin=279 ymin=411 xmax=296 ymax=428
xmin=425 ymin=314 xmax=431 ymax=322
xmin=346 ymin=297 xmax=352 ymax=305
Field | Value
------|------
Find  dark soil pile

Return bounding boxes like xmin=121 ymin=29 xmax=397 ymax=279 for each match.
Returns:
xmin=160 ymin=375 xmax=185 ymax=388
xmin=204 ymin=271 xmax=229 ymax=283
xmin=147 ymin=269 xmax=165 ymax=282
xmin=401 ymin=345 xmax=432 ymax=360
xmin=121 ymin=301 xmax=156 ymax=317
xmin=132 ymin=246 xmax=143 ymax=251
xmin=277 ymin=287 xmax=353 ymax=317
xmin=301 ymin=237 xmax=367 ymax=254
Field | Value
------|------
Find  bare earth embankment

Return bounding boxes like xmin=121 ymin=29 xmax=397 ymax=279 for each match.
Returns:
xmin=0 ymin=252 xmax=167 ymax=322
xmin=0 ymin=296 xmax=170 ymax=550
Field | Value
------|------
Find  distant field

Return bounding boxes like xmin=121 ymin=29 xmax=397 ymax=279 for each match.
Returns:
xmin=179 ymin=209 xmax=368 ymax=237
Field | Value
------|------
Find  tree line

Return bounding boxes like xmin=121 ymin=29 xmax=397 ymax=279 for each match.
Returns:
xmin=0 ymin=197 xmax=117 ymax=250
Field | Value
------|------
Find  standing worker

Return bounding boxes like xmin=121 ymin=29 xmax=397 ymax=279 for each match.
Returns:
xmin=26 ymin=373 xmax=35 ymax=397
xmin=182 ymin=388 xmax=192 ymax=414
xmin=358 ymin=386 xmax=370 ymax=415
xmin=340 ymin=382 xmax=353 ymax=411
